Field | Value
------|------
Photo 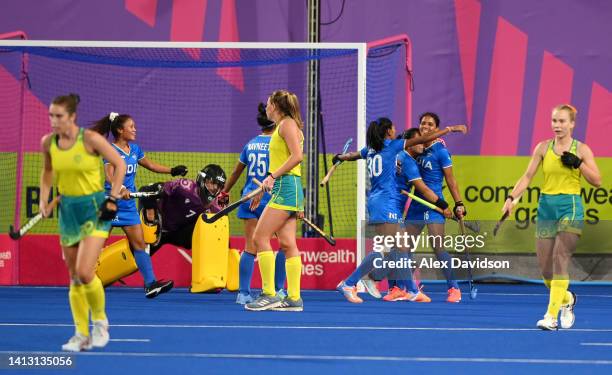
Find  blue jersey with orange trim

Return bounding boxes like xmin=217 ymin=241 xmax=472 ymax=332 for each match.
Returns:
xmin=239 ymin=134 xmax=271 ymax=195
xmin=104 ymin=142 xmax=144 ymax=193
xmin=396 ymin=150 xmax=422 ymax=207
xmin=360 ymin=139 xmax=405 ymax=199
xmin=415 ymin=140 xmax=451 ymax=198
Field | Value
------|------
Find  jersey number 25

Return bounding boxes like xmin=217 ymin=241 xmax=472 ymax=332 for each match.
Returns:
xmin=247 ymin=153 xmax=267 ymax=177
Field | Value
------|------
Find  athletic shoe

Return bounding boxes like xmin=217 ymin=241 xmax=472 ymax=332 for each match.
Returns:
xmin=537 ymin=314 xmax=559 ymax=331
xmin=361 ymin=279 xmax=382 ymax=299
xmin=560 ymin=291 xmax=577 ymax=329
xmin=336 ymin=281 xmax=363 ymax=303
xmin=145 ymin=279 xmax=174 ymax=299
xmin=236 ymin=293 xmax=253 ymax=305
xmin=271 ymin=297 xmax=304 ymax=312
xmin=61 ymin=333 xmax=92 ymax=352
xmin=245 ymin=294 xmax=282 ymax=311
xmin=383 ymin=286 xmax=410 ymax=301
xmin=276 ymin=289 xmax=287 ymax=299
xmin=409 ymin=291 xmax=432 ymax=303
xmin=447 ymin=287 xmax=462 ymax=303
xmin=91 ymin=320 xmax=110 ymax=348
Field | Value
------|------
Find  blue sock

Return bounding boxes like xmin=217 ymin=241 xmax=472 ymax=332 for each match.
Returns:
xmin=239 ymin=251 xmax=256 ymax=295
xmin=274 ymin=250 xmax=286 ymax=291
xmin=133 ymin=249 xmax=156 ymax=286
xmin=436 ymin=250 xmax=459 ymax=289
xmin=400 ymin=252 xmax=419 ymax=294
xmin=346 ymin=252 xmax=382 ymax=287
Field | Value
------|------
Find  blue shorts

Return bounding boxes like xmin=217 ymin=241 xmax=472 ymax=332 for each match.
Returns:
xmin=405 ymin=202 xmax=445 ymax=224
xmin=110 ymin=199 xmax=141 ymax=227
xmin=237 ymin=193 xmax=271 ymax=220
xmin=367 ymin=195 xmax=402 ymax=224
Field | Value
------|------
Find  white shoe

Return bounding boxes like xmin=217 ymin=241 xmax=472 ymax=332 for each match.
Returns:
xmin=361 ymin=279 xmax=382 ymax=299
xmin=560 ymin=291 xmax=577 ymax=329
xmin=91 ymin=320 xmax=110 ymax=348
xmin=61 ymin=333 xmax=92 ymax=352
xmin=537 ymin=314 xmax=558 ymax=331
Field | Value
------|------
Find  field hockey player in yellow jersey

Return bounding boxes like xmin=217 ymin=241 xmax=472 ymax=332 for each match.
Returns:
xmin=245 ymin=90 xmax=305 ymax=312
xmin=40 ymin=93 xmax=127 ymax=351
xmin=502 ymin=104 xmax=601 ymax=330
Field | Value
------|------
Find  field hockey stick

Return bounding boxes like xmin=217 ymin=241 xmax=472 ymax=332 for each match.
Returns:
xmin=458 ymin=218 xmax=478 ymax=299
xmin=493 ymin=197 xmax=520 ymax=236
xmin=8 ymin=195 xmax=60 ymax=240
xmin=400 ymin=190 xmax=480 ymax=233
xmin=302 ymin=217 xmax=336 ymax=246
xmin=320 ymin=137 xmax=353 ymax=187
xmin=128 ymin=190 xmax=162 ymax=199
xmin=201 ymin=180 xmax=263 ymax=224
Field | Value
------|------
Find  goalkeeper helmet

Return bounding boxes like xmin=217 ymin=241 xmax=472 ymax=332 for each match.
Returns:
xmin=196 ymin=164 xmax=227 ymax=204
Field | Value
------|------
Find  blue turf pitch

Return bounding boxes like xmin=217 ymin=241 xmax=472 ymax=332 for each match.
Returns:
xmin=1 ymin=284 xmax=612 ymax=374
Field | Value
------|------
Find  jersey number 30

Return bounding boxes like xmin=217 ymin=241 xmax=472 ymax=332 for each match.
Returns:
xmin=367 ymin=154 xmax=382 ymax=178
xmin=247 ymin=153 xmax=267 ymax=177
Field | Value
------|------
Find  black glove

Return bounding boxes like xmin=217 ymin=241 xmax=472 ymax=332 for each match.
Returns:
xmin=453 ymin=201 xmax=466 ymax=217
xmin=434 ymin=198 xmax=449 ymax=210
xmin=561 ymin=152 xmax=582 ymax=169
xmin=332 ymin=154 xmax=342 ymax=165
xmin=170 ymin=165 xmax=188 ymax=176
xmin=99 ymin=196 xmax=118 ymax=221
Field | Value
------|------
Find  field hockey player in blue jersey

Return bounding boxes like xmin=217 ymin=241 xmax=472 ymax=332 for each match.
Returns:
xmin=404 ymin=112 xmax=467 ymax=303
xmin=92 ymin=112 xmax=188 ymax=298
xmin=333 ymin=118 xmax=466 ymax=303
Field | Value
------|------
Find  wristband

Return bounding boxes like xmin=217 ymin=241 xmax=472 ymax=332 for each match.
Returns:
xmin=434 ymin=198 xmax=449 ymax=210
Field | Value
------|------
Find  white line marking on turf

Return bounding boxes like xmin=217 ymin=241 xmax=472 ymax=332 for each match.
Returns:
xmin=3 ymin=287 xmax=612 ymax=298
xmin=2 ymin=323 xmax=612 ymax=332
xmin=581 ymin=343 xmax=612 ymax=346
xmin=0 ymin=351 xmax=611 ymax=365
xmin=109 ymin=339 xmax=151 ymax=342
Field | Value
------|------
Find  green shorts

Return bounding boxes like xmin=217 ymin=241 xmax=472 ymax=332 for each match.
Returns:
xmin=58 ymin=192 xmax=111 ymax=247
xmin=536 ymin=194 xmax=584 ymax=238
xmin=268 ymin=174 xmax=304 ymax=212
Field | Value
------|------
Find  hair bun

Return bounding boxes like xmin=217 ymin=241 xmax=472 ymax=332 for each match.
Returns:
xmin=69 ymin=93 xmax=81 ymax=104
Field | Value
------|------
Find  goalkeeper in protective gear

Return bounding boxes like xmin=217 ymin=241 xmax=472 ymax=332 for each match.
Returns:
xmin=139 ymin=164 xmax=228 ymax=254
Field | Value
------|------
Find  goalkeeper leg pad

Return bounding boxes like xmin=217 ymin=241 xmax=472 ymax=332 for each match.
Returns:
xmin=190 ymin=214 xmax=230 ymax=293
xmin=96 ymin=238 xmax=138 ymax=286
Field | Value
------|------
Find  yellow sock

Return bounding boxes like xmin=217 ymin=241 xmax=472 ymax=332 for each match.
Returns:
xmin=544 ymin=277 xmax=571 ymax=307
xmin=285 ymin=256 xmax=302 ymax=301
xmin=562 ymin=291 xmax=572 ymax=305
xmin=83 ymin=276 xmax=107 ymax=322
xmin=69 ymin=284 xmax=89 ymax=337
xmin=257 ymin=251 xmax=276 ymax=296
xmin=546 ymin=277 xmax=569 ymax=317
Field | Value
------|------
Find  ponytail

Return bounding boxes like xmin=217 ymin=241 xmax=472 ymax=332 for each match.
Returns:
xmin=366 ymin=117 xmax=393 ymax=152
xmin=269 ymin=90 xmax=304 ymax=130
xmin=90 ymin=112 xmax=131 ymax=140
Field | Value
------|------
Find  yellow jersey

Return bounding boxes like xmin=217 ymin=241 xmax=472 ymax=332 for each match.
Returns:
xmin=50 ymin=128 xmax=104 ymax=196
xmin=541 ymin=139 xmax=581 ymax=195
xmin=269 ymin=119 xmax=303 ymax=177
